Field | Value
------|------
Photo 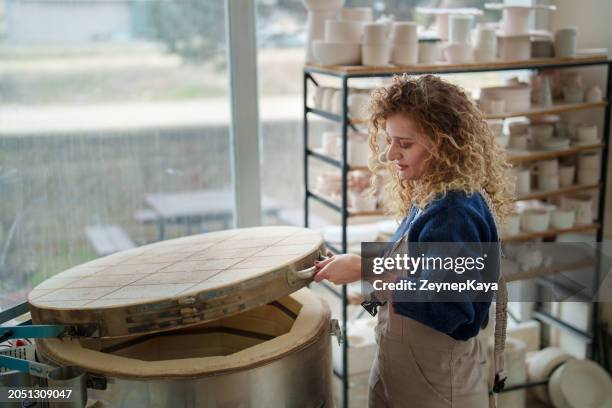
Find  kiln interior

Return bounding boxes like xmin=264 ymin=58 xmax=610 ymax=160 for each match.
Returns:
xmin=77 ymin=295 xmax=302 ymax=361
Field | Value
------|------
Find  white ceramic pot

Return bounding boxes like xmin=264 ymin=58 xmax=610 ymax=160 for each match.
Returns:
xmin=514 ymin=168 xmax=531 ymax=194
xmin=443 ymin=43 xmax=474 ymax=64
xmin=536 ymin=159 xmax=559 ymax=176
xmin=521 ymin=209 xmax=551 ymax=232
xmin=418 ymin=39 xmax=439 ymax=64
xmin=321 ymin=87 xmax=337 ymax=111
xmin=390 ymin=22 xmax=418 ymax=44
xmin=313 ymin=40 xmax=361 ymax=65
xmin=498 ymin=35 xmax=531 ymax=61
xmin=538 ymin=174 xmax=559 ymax=191
xmin=554 ymin=27 xmax=577 ymax=57
xmin=325 ymin=20 xmax=363 ymax=43
xmin=576 ymin=124 xmax=598 ymax=144
xmin=509 ymin=133 xmax=529 ymax=150
xmin=559 ymin=165 xmax=575 ymax=187
xmin=362 ymin=23 xmax=387 ymax=44
xmin=362 ymin=44 xmax=390 ymax=66
xmin=392 ymin=43 xmax=418 ymax=66
xmin=347 ymin=93 xmax=370 ymax=122
xmin=305 ymin=9 xmax=339 ymax=63
xmin=578 ymin=152 xmax=601 ymax=171
xmin=551 ymin=208 xmax=576 ymax=229
xmin=530 ymin=124 xmax=554 ymax=147
xmin=503 ymin=213 xmax=521 ymax=236
xmin=500 ymin=7 xmax=531 ymax=36
xmin=561 ymin=194 xmax=594 ymax=225
xmin=339 ymin=7 xmax=372 ymax=22
xmin=449 ymin=14 xmax=473 ymax=44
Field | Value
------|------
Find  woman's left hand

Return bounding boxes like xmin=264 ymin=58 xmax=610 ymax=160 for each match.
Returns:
xmin=313 ymin=253 xmax=361 ymax=285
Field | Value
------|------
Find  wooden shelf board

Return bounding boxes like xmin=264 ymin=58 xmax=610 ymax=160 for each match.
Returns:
xmin=508 ymin=143 xmax=605 ymax=163
xmin=485 ymin=100 xmax=607 ymax=119
xmin=502 ymin=223 xmax=599 ymax=242
xmin=305 ymin=55 xmax=609 ymax=76
xmin=516 ymin=183 xmax=602 ymax=201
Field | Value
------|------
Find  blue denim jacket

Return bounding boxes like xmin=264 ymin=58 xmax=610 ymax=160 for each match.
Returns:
xmin=391 ymin=190 xmax=499 ymax=341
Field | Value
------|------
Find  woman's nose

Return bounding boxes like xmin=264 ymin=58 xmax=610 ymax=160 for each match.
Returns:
xmin=387 ymin=142 xmax=401 ymax=162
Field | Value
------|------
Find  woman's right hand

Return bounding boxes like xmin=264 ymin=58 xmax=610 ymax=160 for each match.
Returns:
xmin=313 ymin=253 xmax=361 ymax=285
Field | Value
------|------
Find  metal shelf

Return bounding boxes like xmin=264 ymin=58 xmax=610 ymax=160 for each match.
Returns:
xmin=303 ymin=57 xmax=612 ymax=408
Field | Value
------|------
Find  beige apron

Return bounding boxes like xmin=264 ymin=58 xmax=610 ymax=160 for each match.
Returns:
xmin=367 ymin=190 xmax=507 ymax=408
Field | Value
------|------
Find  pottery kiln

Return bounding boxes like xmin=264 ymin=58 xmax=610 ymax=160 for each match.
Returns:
xmin=27 ymin=226 xmax=336 ymax=407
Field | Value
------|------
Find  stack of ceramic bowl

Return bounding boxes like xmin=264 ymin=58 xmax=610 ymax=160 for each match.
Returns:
xmin=520 ymin=208 xmax=551 ymax=232
xmin=474 ymin=24 xmax=497 ymax=62
xmin=535 ymin=159 xmax=560 ymax=192
xmin=443 ymin=14 xmax=474 ymax=64
xmin=390 ymin=22 xmax=418 ymax=66
xmin=574 ymin=123 xmax=599 ymax=145
xmin=484 ymin=3 xmax=556 ymax=61
xmin=362 ymin=22 xmax=390 ymax=66
xmin=303 ymin=0 xmax=345 ymax=63
xmin=312 ymin=6 xmax=373 ymax=66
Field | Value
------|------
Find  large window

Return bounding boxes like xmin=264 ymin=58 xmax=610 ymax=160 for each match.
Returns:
xmin=0 ymin=0 xmax=232 ymax=308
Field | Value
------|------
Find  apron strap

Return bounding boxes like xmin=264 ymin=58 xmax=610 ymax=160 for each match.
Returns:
xmin=489 ymin=273 xmax=508 ymax=408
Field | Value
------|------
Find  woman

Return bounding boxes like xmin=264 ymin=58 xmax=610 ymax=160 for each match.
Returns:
xmin=313 ymin=74 xmax=514 ymax=407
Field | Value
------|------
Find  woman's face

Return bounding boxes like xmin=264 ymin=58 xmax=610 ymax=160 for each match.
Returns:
xmin=385 ymin=113 xmax=432 ymax=180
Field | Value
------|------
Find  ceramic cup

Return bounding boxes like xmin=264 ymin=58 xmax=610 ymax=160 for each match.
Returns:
xmin=578 ymin=152 xmax=601 ymax=170
xmin=449 ymin=14 xmax=473 ymax=44
xmin=559 ymin=165 xmax=576 ymax=187
xmin=536 ymin=159 xmax=559 ymax=176
xmin=363 ymin=23 xmax=387 ymax=44
xmin=562 ymin=194 xmax=593 ymax=225
xmin=551 ymin=208 xmax=576 ymax=229
xmin=362 ymin=44 xmax=390 ymax=66
xmin=554 ymin=28 xmax=577 ymax=57
xmin=521 ymin=209 xmax=551 ymax=232
xmin=538 ymin=174 xmax=560 ymax=191
xmin=503 ymin=213 xmax=521 ymax=236
xmin=514 ymin=168 xmax=531 ymax=194
xmin=576 ymin=124 xmax=598 ymax=144
xmin=392 ymin=44 xmax=418 ymax=66
xmin=390 ymin=22 xmax=418 ymax=44
xmin=418 ymin=38 xmax=439 ymax=64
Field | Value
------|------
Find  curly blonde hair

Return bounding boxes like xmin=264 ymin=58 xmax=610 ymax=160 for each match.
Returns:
xmin=367 ymin=74 xmax=515 ymax=227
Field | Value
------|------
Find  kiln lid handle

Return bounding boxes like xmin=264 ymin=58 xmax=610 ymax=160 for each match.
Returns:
xmin=287 ymin=254 xmax=330 ymax=285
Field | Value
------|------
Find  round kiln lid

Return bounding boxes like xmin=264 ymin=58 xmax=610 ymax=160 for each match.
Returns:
xmin=28 ymin=226 xmax=325 ymax=338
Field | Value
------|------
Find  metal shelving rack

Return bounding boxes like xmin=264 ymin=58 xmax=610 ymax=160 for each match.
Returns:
xmin=303 ymin=55 xmax=612 ymax=408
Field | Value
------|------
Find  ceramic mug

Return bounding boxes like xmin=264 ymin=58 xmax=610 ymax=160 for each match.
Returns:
xmin=551 ymin=208 xmax=576 ymax=229
xmin=554 ymin=28 xmax=577 ymax=57
xmin=362 ymin=44 xmax=390 ymax=66
xmin=363 ymin=23 xmax=387 ymax=44
xmin=521 ymin=209 xmax=551 ymax=232
xmin=536 ymin=159 xmax=559 ymax=176
xmin=418 ymin=39 xmax=439 ymax=64
xmin=503 ymin=213 xmax=521 ymax=237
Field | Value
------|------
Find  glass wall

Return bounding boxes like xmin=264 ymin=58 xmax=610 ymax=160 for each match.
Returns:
xmin=0 ymin=0 xmax=232 ymax=308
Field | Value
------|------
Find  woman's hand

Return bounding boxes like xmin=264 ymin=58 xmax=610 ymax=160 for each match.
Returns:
xmin=313 ymin=253 xmax=361 ymax=285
